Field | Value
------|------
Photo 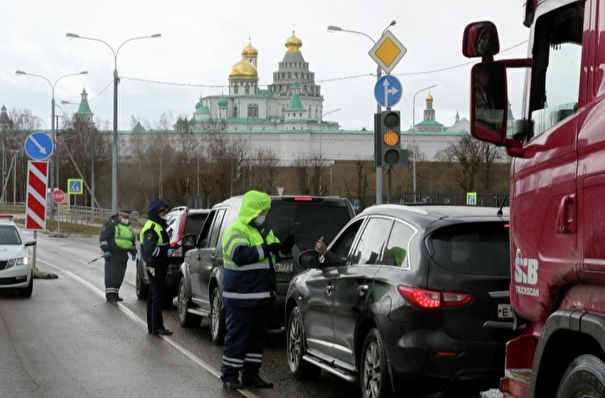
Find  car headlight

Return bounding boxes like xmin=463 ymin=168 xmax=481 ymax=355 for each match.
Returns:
xmin=7 ymin=257 xmax=29 ymax=268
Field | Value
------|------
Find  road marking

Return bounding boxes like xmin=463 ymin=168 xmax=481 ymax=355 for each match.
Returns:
xmin=38 ymin=259 xmax=260 ymax=398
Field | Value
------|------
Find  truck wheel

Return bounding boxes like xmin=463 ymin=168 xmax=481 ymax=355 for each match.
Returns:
xmin=135 ymin=261 xmax=149 ymax=300
xmin=286 ymin=306 xmax=321 ymax=381
xmin=177 ymin=278 xmax=201 ymax=328
xmin=360 ymin=328 xmax=393 ymax=398
xmin=556 ymin=354 xmax=605 ymax=398
xmin=210 ymin=288 xmax=225 ymax=346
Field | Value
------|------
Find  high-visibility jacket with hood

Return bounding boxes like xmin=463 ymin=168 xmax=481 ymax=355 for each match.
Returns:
xmin=221 ymin=190 xmax=279 ymax=308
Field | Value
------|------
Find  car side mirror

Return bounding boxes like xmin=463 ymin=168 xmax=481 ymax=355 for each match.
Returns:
xmin=182 ymin=234 xmax=196 ymax=250
xmin=24 ymin=239 xmax=37 ymax=247
xmin=298 ymin=249 xmax=322 ymax=269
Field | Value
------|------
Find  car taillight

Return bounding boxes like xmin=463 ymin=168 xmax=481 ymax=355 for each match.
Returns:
xmin=293 ymin=196 xmax=313 ymax=202
xmin=398 ymin=286 xmax=473 ymax=309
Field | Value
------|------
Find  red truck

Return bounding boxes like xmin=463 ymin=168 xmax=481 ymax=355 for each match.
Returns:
xmin=462 ymin=1 xmax=605 ymax=397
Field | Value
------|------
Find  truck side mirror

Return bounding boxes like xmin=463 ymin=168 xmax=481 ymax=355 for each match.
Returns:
xmin=463 ymin=21 xmax=500 ymax=58
xmin=471 ymin=62 xmax=508 ymax=143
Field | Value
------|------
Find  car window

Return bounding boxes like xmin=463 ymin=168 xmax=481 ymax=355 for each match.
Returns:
xmin=384 ymin=220 xmax=416 ymax=268
xmin=430 ymin=222 xmax=510 ymax=276
xmin=185 ymin=213 xmax=208 ymax=237
xmin=208 ymin=209 xmax=227 ymax=248
xmin=350 ymin=218 xmax=393 ymax=266
xmin=329 ymin=220 xmax=364 ymax=265
xmin=267 ymin=201 xmax=353 ymax=251
xmin=0 ymin=225 xmax=21 ymax=245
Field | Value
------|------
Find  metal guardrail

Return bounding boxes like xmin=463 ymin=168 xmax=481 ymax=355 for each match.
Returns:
xmin=0 ymin=203 xmax=142 ymax=227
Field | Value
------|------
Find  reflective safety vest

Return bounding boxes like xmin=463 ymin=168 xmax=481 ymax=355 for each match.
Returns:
xmin=114 ymin=222 xmax=135 ymax=250
xmin=139 ymin=220 xmax=164 ymax=244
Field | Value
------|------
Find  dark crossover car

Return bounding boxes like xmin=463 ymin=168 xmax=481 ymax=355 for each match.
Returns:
xmin=177 ymin=195 xmax=356 ymax=345
xmin=136 ymin=207 xmax=210 ymax=304
xmin=285 ymin=204 xmax=519 ymax=398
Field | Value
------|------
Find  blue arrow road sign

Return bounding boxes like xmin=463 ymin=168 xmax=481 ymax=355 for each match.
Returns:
xmin=24 ymin=132 xmax=54 ymax=161
xmin=374 ymin=75 xmax=403 ymax=109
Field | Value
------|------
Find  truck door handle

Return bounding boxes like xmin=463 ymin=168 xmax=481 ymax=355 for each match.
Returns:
xmin=557 ymin=194 xmax=576 ymax=233
xmin=359 ymin=284 xmax=369 ymax=291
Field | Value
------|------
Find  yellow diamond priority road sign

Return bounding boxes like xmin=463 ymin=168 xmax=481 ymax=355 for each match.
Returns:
xmin=369 ymin=30 xmax=407 ymax=74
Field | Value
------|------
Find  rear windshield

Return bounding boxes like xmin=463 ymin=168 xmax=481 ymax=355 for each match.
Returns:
xmin=430 ymin=222 xmax=510 ymax=276
xmin=267 ymin=201 xmax=353 ymax=252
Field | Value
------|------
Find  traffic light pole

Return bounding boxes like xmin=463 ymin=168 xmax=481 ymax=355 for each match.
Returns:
xmin=376 ymin=66 xmax=383 ymax=205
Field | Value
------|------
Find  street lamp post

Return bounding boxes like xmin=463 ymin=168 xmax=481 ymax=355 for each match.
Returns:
xmin=319 ymin=108 xmax=342 ymax=195
xmin=412 ymin=84 xmax=437 ymax=203
xmin=15 ymin=70 xmax=88 ymax=193
xmin=328 ymin=21 xmax=396 ymax=205
xmin=66 ymin=32 xmax=161 ymax=213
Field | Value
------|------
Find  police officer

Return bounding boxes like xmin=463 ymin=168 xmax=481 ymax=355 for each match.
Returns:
xmin=140 ymin=198 xmax=174 ymax=336
xmin=220 ymin=190 xmax=295 ymax=390
xmin=99 ymin=209 xmax=137 ymax=302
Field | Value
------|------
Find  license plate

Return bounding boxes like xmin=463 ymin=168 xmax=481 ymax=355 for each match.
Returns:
xmin=275 ymin=262 xmax=293 ymax=273
xmin=498 ymin=304 xmax=514 ymax=320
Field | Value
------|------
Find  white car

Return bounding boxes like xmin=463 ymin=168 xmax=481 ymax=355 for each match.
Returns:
xmin=0 ymin=215 xmax=36 ymax=297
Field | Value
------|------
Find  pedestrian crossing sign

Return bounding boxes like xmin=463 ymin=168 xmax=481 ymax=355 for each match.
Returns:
xmin=67 ymin=179 xmax=83 ymax=195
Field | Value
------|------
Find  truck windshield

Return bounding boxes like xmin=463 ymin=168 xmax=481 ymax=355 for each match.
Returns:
xmin=530 ymin=2 xmax=584 ymax=138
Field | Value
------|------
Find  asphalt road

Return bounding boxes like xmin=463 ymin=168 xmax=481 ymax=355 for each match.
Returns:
xmin=0 ymin=231 xmax=503 ymax=398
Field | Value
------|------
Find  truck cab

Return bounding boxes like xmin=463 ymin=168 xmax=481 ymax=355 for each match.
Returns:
xmin=463 ymin=1 xmax=605 ymax=397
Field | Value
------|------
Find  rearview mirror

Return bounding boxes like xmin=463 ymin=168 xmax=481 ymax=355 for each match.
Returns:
xmin=463 ymin=21 xmax=500 ymax=58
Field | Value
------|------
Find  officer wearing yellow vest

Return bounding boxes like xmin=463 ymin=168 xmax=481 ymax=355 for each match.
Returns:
xmin=140 ymin=198 xmax=174 ymax=336
xmin=99 ymin=209 xmax=137 ymax=302
xmin=220 ymin=190 xmax=295 ymax=390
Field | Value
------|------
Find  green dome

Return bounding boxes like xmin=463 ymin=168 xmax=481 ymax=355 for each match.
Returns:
xmin=218 ymin=96 xmax=228 ymax=107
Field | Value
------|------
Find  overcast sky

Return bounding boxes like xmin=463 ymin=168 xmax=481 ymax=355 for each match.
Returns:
xmin=2 ymin=0 xmax=529 ymax=132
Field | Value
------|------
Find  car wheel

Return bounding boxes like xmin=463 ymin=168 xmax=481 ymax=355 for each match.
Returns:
xmin=360 ymin=328 xmax=393 ymax=398
xmin=556 ymin=354 xmax=605 ymax=398
xmin=286 ymin=306 xmax=321 ymax=381
xmin=18 ymin=274 xmax=33 ymax=298
xmin=210 ymin=288 xmax=225 ymax=346
xmin=177 ymin=277 xmax=201 ymax=328
xmin=135 ymin=261 xmax=149 ymax=300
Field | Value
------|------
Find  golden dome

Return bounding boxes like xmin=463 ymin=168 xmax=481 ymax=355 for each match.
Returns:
xmin=426 ymin=92 xmax=433 ymax=101
xmin=242 ymin=40 xmax=258 ymax=57
xmin=285 ymin=31 xmax=302 ymax=52
xmin=229 ymin=55 xmax=258 ymax=79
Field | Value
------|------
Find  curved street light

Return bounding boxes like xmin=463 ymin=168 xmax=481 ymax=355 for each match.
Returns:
xmin=412 ymin=84 xmax=438 ymax=202
xmin=15 ymin=70 xmax=88 ymax=195
xmin=66 ymin=32 xmax=161 ymax=212
xmin=327 ymin=20 xmax=396 ymax=205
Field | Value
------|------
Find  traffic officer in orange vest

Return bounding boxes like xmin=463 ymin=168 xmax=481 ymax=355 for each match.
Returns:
xmin=140 ymin=198 xmax=174 ymax=336
xmin=99 ymin=209 xmax=137 ymax=302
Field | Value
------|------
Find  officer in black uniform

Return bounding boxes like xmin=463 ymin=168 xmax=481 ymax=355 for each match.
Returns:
xmin=140 ymin=198 xmax=174 ymax=336
xmin=99 ymin=209 xmax=137 ymax=302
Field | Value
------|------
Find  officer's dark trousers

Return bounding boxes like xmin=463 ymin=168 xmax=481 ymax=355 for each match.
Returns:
xmin=104 ymin=256 xmax=127 ymax=299
xmin=146 ymin=265 xmax=167 ymax=333
xmin=221 ymin=306 xmax=270 ymax=382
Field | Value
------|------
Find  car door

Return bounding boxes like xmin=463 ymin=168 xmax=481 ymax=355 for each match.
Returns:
xmin=196 ymin=208 xmax=227 ymax=306
xmin=330 ymin=217 xmax=392 ymax=368
xmin=303 ymin=219 xmax=363 ymax=360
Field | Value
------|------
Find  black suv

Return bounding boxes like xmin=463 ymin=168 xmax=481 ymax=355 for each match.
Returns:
xmin=136 ymin=207 xmax=210 ymax=304
xmin=177 ymin=195 xmax=355 ymax=345
xmin=285 ymin=204 xmax=520 ymax=398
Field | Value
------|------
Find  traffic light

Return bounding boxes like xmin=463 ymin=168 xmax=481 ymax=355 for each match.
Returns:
xmin=376 ymin=110 xmax=407 ymax=167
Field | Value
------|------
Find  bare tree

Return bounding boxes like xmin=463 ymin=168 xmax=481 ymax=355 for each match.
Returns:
xmin=250 ymin=147 xmax=279 ymax=193
xmin=294 ymin=157 xmax=312 ymax=195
